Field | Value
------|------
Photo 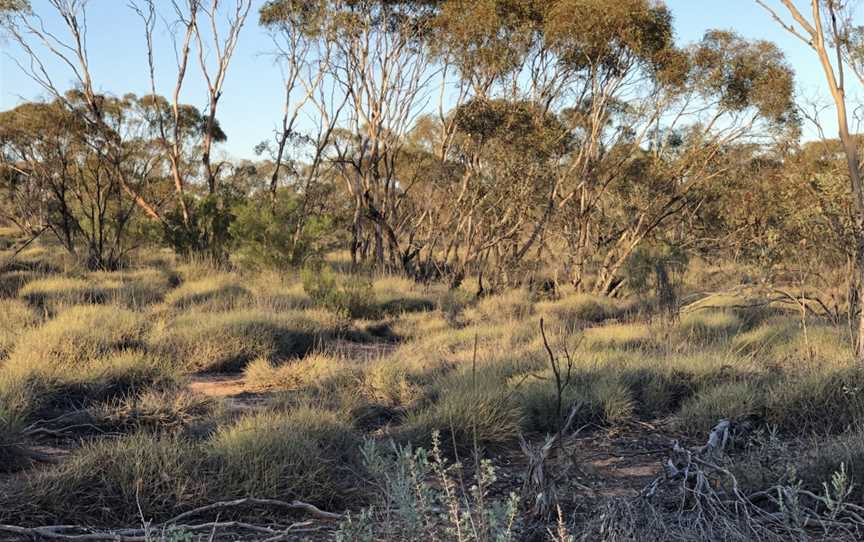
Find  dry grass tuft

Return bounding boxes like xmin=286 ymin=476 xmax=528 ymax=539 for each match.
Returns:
xmin=150 ymin=309 xmax=326 ymax=372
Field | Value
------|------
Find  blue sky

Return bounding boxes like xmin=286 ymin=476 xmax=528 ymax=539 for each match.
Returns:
xmin=0 ymin=0 xmax=859 ymax=159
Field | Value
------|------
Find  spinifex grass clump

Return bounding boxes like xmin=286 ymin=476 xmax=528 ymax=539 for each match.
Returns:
xmin=150 ymin=309 xmax=326 ymax=372
xmin=208 ymin=407 xmax=363 ymax=507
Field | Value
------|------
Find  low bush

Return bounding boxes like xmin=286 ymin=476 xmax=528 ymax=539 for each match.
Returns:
xmin=301 ymin=262 xmax=376 ymax=319
xmin=0 ymin=396 xmax=29 ymax=473
xmin=18 ymin=276 xmax=110 ymax=310
xmin=583 ymin=322 xmax=655 ymax=351
xmin=515 ymin=375 xmax=605 ymax=434
xmin=245 ymin=354 xmax=359 ymax=396
xmin=463 ymin=288 xmax=533 ymax=324
xmin=95 ymin=387 xmax=215 ymax=433
xmin=675 ymin=310 xmax=742 ymax=345
xmin=2 ymin=351 xmax=178 ymax=420
xmin=0 ymin=270 xmax=35 ymax=298
xmin=675 ymin=380 xmax=765 ymax=434
xmin=764 ymin=368 xmax=864 ymax=434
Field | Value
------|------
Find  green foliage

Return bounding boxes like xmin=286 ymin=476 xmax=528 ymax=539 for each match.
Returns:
xmin=301 ymin=261 xmax=375 ymax=319
xmin=347 ymin=434 xmax=520 ymax=541
xmin=229 ymin=189 xmax=334 ymax=269
xmin=162 ymin=190 xmax=240 ymax=259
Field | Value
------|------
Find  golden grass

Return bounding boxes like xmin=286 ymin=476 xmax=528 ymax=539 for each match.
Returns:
xmin=6 ymin=305 xmax=148 ymax=374
xmin=208 ymin=407 xmax=361 ymax=506
xmin=150 ymin=308 xmax=329 ymax=372
xmin=0 ymin=299 xmax=38 ymax=359
xmin=163 ymin=273 xmax=252 ymax=311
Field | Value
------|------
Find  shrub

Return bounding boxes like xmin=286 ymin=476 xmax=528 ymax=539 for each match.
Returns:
xmin=364 ymin=361 xmax=425 ymax=407
xmin=791 ymin=429 xmax=864 ymax=503
xmin=0 ymin=270 xmax=35 ymax=298
xmin=731 ymin=318 xmax=799 ymax=355
xmin=208 ymin=408 xmax=362 ymax=507
xmin=2 ymin=351 xmax=178 ymax=421
xmin=675 ymin=310 xmax=742 ymax=345
xmin=0 ymin=396 xmax=29 ymax=473
xmin=151 ymin=309 xmax=321 ymax=372
xmin=463 ymin=288 xmax=533 ymax=324
xmin=95 ymin=387 xmax=215 ymax=433
xmin=515 ymin=376 xmax=604 ymax=434
xmin=593 ymin=377 xmax=635 ymax=424
xmin=245 ymin=354 xmax=358 ymax=394
xmin=229 ymin=189 xmax=336 ymax=269
xmin=764 ymin=369 xmax=864 ymax=434
xmin=18 ymin=276 xmax=109 ymax=309
xmin=302 ymin=261 xmax=376 ymax=319
xmin=94 ymin=268 xmax=176 ymax=307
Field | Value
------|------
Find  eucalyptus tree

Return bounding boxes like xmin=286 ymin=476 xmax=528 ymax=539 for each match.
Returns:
xmin=1 ymin=0 xmax=252 ymax=257
xmin=424 ymin=0 xmax=796 ymax=293
xmin=755 ymin=0 xmax=864 ymax=359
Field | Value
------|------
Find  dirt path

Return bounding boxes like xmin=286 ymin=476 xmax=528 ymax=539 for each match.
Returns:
xmin=187 ymin=373 xmax=271 ymax=412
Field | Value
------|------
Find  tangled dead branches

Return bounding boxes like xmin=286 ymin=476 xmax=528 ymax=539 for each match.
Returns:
xmin=585 ymin=420 xmax=864 ymax=542
xmin=0 ymin=497 xmax=343 ymax=541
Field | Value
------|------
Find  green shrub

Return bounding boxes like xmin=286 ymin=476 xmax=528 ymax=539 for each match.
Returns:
xmin=2 ymin=351 xmax=178 ymax=420
xmin=537 ymin=293 xmax=620 ymax=325
xmin=463 ymin=288 xmax=534 ymax=324
xmin=584 ymin=323 xmax=655 ymax=351
xmin=515 ymin=376 xmax=604 ymax=434
xmin=95 ymin=387 xmax=215 ymax=433
xmin=245 ymin=354 xmax=359 ymax=396
xmin=209 ymin=408 xmax=362 ymax=507
xmin=731 ymin=318 xmax=799 ymax=355
xmin=302 ymin=261 xmax=375 ymax=318
xmin=675 ymin=310 xmax=742 ymax=345
xmin=18 ymin=276 xmax=110 ymax=309
xmin=764 ymin=369 xmax=864 ymax=434
xmin=364 ymin=361 xmax=425 ymax=407
xmin=229 ymin=189 xmax=336 ymax=269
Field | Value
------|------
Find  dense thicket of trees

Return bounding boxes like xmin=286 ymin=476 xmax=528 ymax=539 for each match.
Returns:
xmin=3 ymin=0 xmax=864 ymax=348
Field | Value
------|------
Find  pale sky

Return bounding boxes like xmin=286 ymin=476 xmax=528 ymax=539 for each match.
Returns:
xmin=1 ymin=0 xmax=861 ymax=159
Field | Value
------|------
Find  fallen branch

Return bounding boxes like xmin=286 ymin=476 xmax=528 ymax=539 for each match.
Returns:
xmin=165 ymin=497 xmax=344 ymax=524
xmin=0 ymin=498 xmax=344 ymax=541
